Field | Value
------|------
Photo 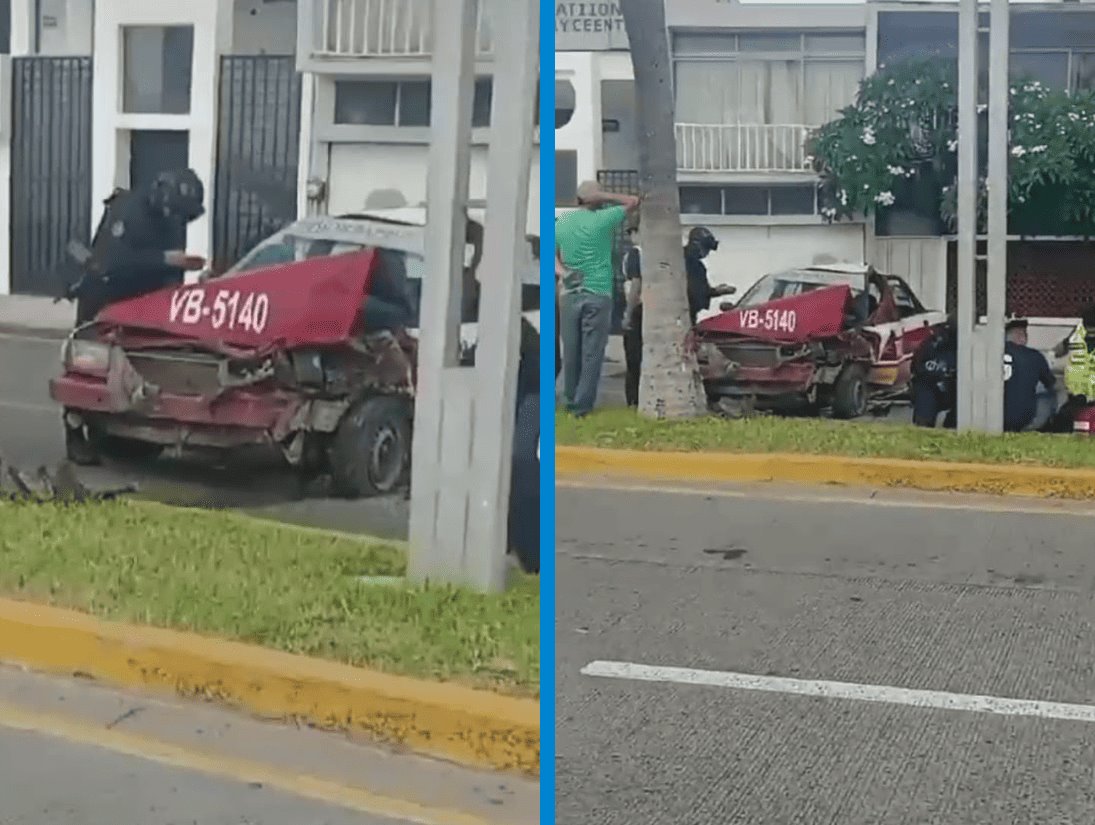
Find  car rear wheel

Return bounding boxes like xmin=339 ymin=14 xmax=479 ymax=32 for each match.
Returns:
xmin=831 ymin=365 xmax=868 ymax=419
xmin=330 ymin=396 xmax=411 ymax=498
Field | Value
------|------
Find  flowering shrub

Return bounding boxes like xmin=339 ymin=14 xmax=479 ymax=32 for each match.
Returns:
xmin=810 ymin=58 xmax=1095 ymax=235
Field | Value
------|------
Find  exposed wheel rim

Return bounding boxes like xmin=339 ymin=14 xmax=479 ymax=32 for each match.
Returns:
xmin=367 ymin=424 xmax=404 ymax=492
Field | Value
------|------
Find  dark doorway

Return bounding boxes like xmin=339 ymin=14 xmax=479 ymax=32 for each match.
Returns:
xmin=129 ymin=130 xmax=189 ymax=192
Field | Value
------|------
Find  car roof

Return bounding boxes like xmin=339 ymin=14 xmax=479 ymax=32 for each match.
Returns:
xmin=799 ymin=263 xmax=871 ymax=276
xmin=268 ymin=212 xmax=540 ymax=285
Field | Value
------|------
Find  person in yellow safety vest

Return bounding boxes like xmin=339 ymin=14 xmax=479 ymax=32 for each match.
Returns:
xmin=1064 ymin=309 xmax=1095 ymax=401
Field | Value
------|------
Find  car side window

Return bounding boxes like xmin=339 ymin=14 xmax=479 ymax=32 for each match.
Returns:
xmin=888 ymin=280 xmax=919 ymax=318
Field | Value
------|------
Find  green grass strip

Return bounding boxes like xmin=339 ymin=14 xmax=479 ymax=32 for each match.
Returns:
xmin=0 ymin=499 xmax=538 ymax=697
xmin=558 ymin=408 xmax=1095 ymax=469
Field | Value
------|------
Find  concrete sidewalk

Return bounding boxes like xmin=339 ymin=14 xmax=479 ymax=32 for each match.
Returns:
xmin=0 ymin=294 xmax=73 ymax=336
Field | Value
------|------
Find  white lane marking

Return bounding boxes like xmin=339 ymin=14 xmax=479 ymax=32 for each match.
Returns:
xmin=0 ymin=330 xmax=64 ymax=343
xmin=0 ymin=399 xmax=55 ymax=413
xmin=582 ymin=660 xmax=1095 ymax=723
xmin=557 ymin=478 xmax=1095 ymax=519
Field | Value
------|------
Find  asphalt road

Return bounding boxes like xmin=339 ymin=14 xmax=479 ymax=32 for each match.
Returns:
xmin=0 ymin=665 xmax=536 ymax=825
xmin=0 ymin=330 xmax=409 ymax=538
xmin=556 ymin=478 xmax=1095 ymax=825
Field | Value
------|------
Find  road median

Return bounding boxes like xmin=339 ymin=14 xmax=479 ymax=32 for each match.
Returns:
xmin=557 ymin=410 xmax=1095 ymax=499
xmin=0 ymin=499 xmax=539 ymax=774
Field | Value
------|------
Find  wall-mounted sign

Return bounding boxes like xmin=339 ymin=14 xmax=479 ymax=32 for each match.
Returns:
xmin=556 ymin=2 xmax=629 ymax=51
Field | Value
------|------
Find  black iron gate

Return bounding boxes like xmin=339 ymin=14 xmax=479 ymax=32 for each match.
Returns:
xmin=10 ymin=57 xmax=93 ymax=297
xmin=212 ymin=56 xmax=302 ymax=273
xmin=596 ymin=169 xmax=639 ymax=333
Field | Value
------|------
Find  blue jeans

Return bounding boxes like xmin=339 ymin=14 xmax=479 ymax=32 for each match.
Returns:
xmin=559 ymin=291 xmax=613 ymax=416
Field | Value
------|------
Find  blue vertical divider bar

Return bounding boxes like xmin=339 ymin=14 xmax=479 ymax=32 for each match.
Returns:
xmin=538 ymin=0 xmax=556 ymax=819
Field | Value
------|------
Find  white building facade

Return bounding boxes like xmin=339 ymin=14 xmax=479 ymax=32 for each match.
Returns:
xmin=294 ymin=0 xmax=540 ymax=232
xmin=556 ymin=0 xmax=872 ymax=307
xmin=0 ymin=0 xmax=538 ymax=300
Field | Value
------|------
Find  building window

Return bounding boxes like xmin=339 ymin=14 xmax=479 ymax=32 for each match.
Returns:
xmin=556 ymin=78 xmax=576 ymax=129
xmin=680 ymin=184 xmax=819 ymax=217
xmin=877 ymin=9 xmax=1095 ymax=93
xmin=334 ymin=79 xmax=493 ymax=127
xmin=671 ymin=30 xmax=865 ymax=129
xmin=122 ymin=26 xmax=194 ymax=115
xmin=556 ymin=151 xmax=578 ymax=206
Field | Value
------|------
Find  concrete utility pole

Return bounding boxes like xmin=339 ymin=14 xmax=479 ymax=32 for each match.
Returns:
xmin=956 ymin=0 xmax=1008 ymax=433
xmin=408 ymin=0 xmax=539 ymax=592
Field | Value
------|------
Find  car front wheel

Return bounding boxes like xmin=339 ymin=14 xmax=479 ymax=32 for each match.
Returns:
xmin=831 ymin=364 xmax=868 ymax=420
xmin=329 ymin=396 xmax=412 ymax=498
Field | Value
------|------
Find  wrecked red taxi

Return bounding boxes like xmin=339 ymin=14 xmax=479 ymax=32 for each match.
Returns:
xmin=691 ymin=263 xmax=946 ymax=418
xmin=50 ymin=215 xmax=496 ymax=500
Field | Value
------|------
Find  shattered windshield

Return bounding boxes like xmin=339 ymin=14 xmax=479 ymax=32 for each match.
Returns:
xmin=229 ymin=234 xmax=366 ymax=275
xmin=737 ymin=269 xmax=864 ymax=308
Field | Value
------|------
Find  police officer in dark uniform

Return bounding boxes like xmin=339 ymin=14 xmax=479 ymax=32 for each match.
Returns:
xmin=70 ymin=169 xmax=207 ymax=325
xmin=683 ymin=226 xmax=735 ymax=326
xmin=1004 ymin=317 xmax=1057 ymax=432
xmin=911 ymin=318 xmax=958 ymax=428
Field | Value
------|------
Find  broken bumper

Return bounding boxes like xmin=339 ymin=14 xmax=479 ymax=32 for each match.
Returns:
xmin=49 ymin=372 xmax=347 ymax=450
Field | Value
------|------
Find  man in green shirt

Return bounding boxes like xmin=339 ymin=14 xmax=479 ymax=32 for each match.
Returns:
xmin=555 ymin=180 xmax=639 ymax=416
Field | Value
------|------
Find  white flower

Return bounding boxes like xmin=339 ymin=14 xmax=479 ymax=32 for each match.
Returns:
xmin=839 ymin=189 xmax=849 ymax=206
xmin=947 ymin=139 xmax=959 ymax=152
xmin=861 ymin=127 xmax=877 ymax=146
xmin=821 ymin=206 xmax=838 ymax=218
xmin=1030 ymin=145 xmax=1048 ymax=154
xmin=888 ymin=79 xmax=896 ymax=86
xmin=887 ymin=164 xmax=906 ymax=177
xmin=977 ymin=104 xmax=988 ymax=114
xmin=1011 ymin=145 xmax=1027 ymax=157
xmin=874 ymin=191 xmax=896 ymax=206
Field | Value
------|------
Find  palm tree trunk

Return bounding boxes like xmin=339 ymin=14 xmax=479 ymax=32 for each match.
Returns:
xmin=620 ymin=0 xmax=707 ymax=420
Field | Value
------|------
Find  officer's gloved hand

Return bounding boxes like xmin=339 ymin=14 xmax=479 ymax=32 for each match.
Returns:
xmin=164 ymin=250 xmax=207 ymax=271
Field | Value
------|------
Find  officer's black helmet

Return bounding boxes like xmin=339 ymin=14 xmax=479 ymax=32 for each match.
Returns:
xmin=150 ymin=168 xmax=205 ymax=222
xmin=687 ymin=226 xmax=719 ymax=253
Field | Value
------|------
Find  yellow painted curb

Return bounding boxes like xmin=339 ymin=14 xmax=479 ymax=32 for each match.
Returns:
xmin=556 ymin=445 xmax=1095 ymax=500
xmin=0 ymin=598 xmax=538 ymax=776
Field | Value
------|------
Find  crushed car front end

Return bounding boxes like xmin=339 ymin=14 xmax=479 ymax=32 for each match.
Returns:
xmin=56 ymin=331 xmax=346 ymax=456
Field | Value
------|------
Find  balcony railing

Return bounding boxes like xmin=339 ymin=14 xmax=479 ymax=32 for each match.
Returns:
xmin=313 ymin=0 xmax=494 ymax=58
xmin=676 ymin=123 xmax=816 ymax=174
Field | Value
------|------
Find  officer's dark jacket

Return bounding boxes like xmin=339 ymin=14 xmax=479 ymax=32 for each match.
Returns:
xmin=913 ymin=330 xmax=957 ymax=380
xmin=92 ymin=190 xmax=187 ymax=303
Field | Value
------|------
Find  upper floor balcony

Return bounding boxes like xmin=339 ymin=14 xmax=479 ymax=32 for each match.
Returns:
xmin=305 ymin=0 xmax=495 ymax=60
xmin=676 ymin=123 xmax=816 ymax=176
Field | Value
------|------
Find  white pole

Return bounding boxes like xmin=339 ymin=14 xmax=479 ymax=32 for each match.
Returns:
xmin=983 ymin=0 xmax=1009 ymax=433
xmin=408 ymin=0 xmax=478 ymax=586
xmin=463 ymin=0 xmax=538 ymax=590
xmin=955 ymin=0 xmax=978 ymax=431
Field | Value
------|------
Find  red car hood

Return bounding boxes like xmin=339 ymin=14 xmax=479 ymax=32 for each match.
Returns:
xmin=696 ymin=284 xmax=852 ymax=344
xmin=97 ymin=249 xmax=376 ymax=350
